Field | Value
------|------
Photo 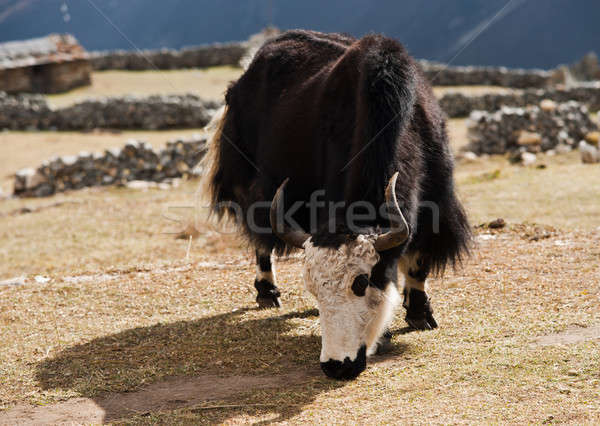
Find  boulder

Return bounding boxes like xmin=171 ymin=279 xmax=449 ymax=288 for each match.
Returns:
xmin=579 ymin=141 xmax=600 ymax=164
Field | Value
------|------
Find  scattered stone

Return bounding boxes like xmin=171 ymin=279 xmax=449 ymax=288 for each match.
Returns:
xmin=488 ymin=218 xmax=506 ymax=229
xmin=0 ymin=276 xmax=26 ymax=286
xmin=555 ymin=144 xmax=572 ymax=154
xmin=569 ymin=52 xmax=600 ymax=81
xmin=567 ymin=369 xmax=579 ymax=377
xmin=440 ymin=83 xmax=600 ymax=118
xmin=13 ymin=136 xmax=207 ymax=197
xmin=539 ymin=99 xmax=557 ymax=112
xmin=0 ymin=92 xmax=219 ymax=131
xmin=521 ymin=152 xmax=537 ymax=166
xmin=126 ymin=180 xmax=157 ymax=190
xmin=466 ymin=101 xmax=597 ymax=155
xmin=579 ymin=141 xmax=600 ymax=164
xmin=584 ymin=131 xmax=600 ymax=146
xmin=34 ymin=275 xmax=50 ymax=284
xmin=458 ymin=151 xmax=478 ymax=162
xmin=517 ymin=130 xmax=542 ymax=146
xmin=419 ymin=60 xmax=551 ymax=88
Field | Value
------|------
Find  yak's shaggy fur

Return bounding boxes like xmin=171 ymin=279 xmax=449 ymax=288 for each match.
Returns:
xmin=206 ymin=29 xmax=471 ymax=275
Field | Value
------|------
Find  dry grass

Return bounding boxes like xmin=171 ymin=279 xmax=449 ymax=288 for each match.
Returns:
xmin=0 ymin=74 xmax=599 ymax=424
xmin=1 ymin=221 xmax=598 ymax=424
xmin=46 ymin=67 xmax=243 ymax=108
xmin=456 ymin=151 xmax=600 ymax=230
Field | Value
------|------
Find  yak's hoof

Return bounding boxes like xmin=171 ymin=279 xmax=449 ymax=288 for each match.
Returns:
xmin=405 ymin=312 xmax=438 ymax=330
xmin=255 ymin=279 xmax=281 ymax=309
xmin=404 ymin=288 xmax=438 ymax=331
xmin=376 ymin=331 xmax=394 ymax=354
xmin=256 ymin=295 xmax=280 ymax=308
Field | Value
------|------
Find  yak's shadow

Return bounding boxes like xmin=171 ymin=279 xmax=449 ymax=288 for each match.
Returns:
xmin=35 ymin=308 xmax=409 ymax=423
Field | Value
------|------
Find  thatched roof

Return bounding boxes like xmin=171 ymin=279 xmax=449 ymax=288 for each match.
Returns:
xmin=0 ymin=34 xmax=88 ymax=70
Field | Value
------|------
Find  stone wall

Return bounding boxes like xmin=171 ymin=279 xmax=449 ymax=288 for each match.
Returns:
xmin=0 ymin=92 xmax=219 ymax=130
xmin=419 ymin=60 xmax=552 ymax=88
xmin=464 ymin=101 xmax=598 ymax=155
xmin=90 ymin=42 xmax=248 ymax=70
xmin=14 ymin=136 xmax=207 ymax=197
xmin=439 ymin=83 xmax=600 ymax=118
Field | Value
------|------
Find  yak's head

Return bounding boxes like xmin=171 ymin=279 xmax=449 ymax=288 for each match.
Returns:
xmin=270 ymin=173 xmax=409 ymax=380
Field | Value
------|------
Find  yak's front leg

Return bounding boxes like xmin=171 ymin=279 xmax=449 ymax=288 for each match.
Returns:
xmin=400 ymin=253 xmax=438 ymax=330
xmin=254 ymin=249 xmax=281 ymax=308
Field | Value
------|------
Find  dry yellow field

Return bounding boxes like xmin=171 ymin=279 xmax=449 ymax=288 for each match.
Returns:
xmin=0 ymin=71 xmax=599 ymax=424
xmin=46 ymin=67 xmax=243 ymax=108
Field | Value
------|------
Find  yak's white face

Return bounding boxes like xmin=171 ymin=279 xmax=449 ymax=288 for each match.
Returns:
xmin=303 ymin=235 xmax=400 ymax=379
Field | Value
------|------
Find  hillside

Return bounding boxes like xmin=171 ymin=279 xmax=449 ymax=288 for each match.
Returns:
xmin=0 ymin=0 xmax=599 ymax=68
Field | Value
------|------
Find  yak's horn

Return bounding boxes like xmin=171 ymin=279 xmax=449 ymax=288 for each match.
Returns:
xmin=374 ymin=172 xmax=410 ymax=252
xmin=270 ymin=178 xmax=310 ymax=249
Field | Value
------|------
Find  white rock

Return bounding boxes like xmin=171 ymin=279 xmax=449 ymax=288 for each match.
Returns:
xmin=556 ymin=144 xmax=573 ymax=154
xmin=579 ymin=141 xmax=600 ymax=164
xmin=61 ymin=155 xmax=77 ymax=166
xmin=540 ymin=99 xmax=557 ymax=111
xmin=0 ymin=276 xmax=26 ymax=286
xmin=459 ymin=151 xmax=479 ymax=163
xmin=126 ymin=180 xmax=157 ymax=190
xmin=34 ymin=275 xmax=50 ymax=283
xmin=16 ymin=168 xmax=46 ymax=189
xmin=521 ymin=152 xmax=537 ymax=166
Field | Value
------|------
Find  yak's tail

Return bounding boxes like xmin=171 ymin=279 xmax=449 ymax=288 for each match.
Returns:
xmin=197 ymin=104 xmax=227 ymax=209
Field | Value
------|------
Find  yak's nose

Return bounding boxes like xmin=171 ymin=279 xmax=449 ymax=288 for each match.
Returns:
xmin=320 ymin=345 xmax=367 ymax=380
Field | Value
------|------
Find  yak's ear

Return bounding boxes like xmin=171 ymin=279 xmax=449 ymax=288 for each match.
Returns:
xmin=351 ymin=274 xmax=369 ymax=297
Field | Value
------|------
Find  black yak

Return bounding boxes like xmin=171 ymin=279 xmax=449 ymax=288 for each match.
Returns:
xmin=205 ymin=30 xmax=471 ymax=379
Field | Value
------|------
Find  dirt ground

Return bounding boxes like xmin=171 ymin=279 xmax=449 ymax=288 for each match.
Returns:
xmin=1 ymin=71 xmax=599 ymax=424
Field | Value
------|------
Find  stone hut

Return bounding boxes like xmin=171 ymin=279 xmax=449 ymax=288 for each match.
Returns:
xmin=0 ymin=34 xmax=91 ymax=94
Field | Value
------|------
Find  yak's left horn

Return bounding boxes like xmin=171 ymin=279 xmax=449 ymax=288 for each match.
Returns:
xmin=270 ymin=178 xmax=310 ymax=249
xmin=374 ymin=172 xmax=410 ymax=252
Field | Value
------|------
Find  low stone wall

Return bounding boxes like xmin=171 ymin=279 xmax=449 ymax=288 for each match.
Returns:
xmin=14 ymin=136 xmax=207 ymax=197
xmin=419 ymin=61 xmax=551 ymax=89
xmin=0 ymin=92 xmax=219 ymax=130
xmin=439 ymin=83 xmax=600 ymax=118
xmin=464 ymin=101 xmax=598 ymax=155
xmin=90 ymin=42 xmax=248 ymax=70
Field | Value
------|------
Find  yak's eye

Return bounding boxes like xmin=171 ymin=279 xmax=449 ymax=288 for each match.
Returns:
xmin=351 ymin=274 xmax=370 ymax=297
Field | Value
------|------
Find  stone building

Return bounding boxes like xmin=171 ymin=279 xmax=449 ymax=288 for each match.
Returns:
xmin=0 ymin=34 xmax=91 ymax=94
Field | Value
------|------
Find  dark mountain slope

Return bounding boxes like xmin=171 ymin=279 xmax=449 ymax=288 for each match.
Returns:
xmin=0 ymin=0 xmax=598 ymax=69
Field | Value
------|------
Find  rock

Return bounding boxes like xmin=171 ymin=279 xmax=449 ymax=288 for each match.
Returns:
xmin=584 ymin=131 xmax=600 ymax=146
xmin=579 ymin=140 xmax=600 ymax=164
xmin=34 ymin=275 xmax=51 ymax=283
xmin=488 ymin=218 xmax=506 ymax=229
xmin=569 ymin=52 xmax=600 ymax=81
xmin=521 ymin=152 xmax=537 ymax=166
xmin=13 ymin=135 xmax=207 ymax=198
xmin=0 ymin=276 xmax=26 ymax=286
xmin=466 ymin=101 xmax=599 ymax=155
xmin=14 ymin=168 xmax=47 ymax=193
xmin=540 ymin=99 xmax=557 ymax=112
xmin=555 ymin=144 xmax=572 ymax=154
xmin=458 ymin=151 xmax=479 ymax=162
xmin=126 ymin=180 xmax=157 ymax=190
